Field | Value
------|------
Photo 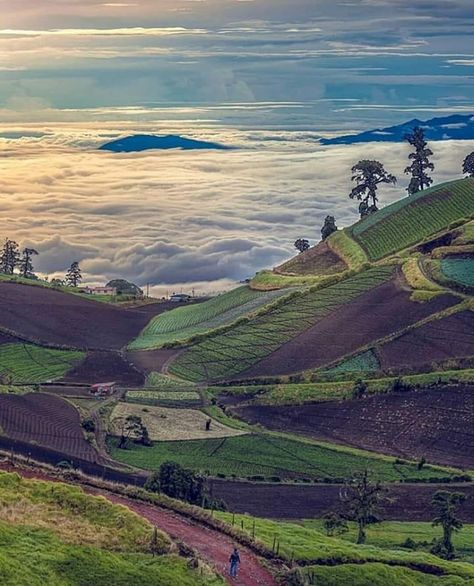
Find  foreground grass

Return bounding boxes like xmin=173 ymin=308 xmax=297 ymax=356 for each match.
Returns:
xmin=215 ymin=512 xmax=474 ymax=582
xmin=108 ymin=431 xmax=456 ymax=483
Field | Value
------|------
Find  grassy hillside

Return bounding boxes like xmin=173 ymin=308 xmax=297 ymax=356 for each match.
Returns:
xmin=129 ymin=286 xmax=291 ymax=349
xmin=0 ymin=343 xmax=85 ymax=384
xmin=0 ymin=471 xmax=220 ymax=586
xmin=351 ymin=178 xmax=474 ymax=260
xmin=170 ymin=266 xmax=394 ymax=382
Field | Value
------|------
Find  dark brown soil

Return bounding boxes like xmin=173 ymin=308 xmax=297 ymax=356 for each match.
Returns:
xmin=378 ymin=310 xmax=474 ymax=369
xmin=61 ymin=351 xmax=144 ymax=386
xmin=275 ymin=241 xmax=347 ymax=276
xmin=127 ymin=348 xmax=183 ymax=374
xmin=240 ymin=280 xmax=458 ymax=378
xmin=235 ymin=385 xmax=474 ymax=469
xmin=0 ymin=282 xmax=172 ymax=350
xmin=211 ymin=479 xmax=474 ymax=521
xmin=0 ymin=331 xmax=22 ymax=345
xmin=0 ymin=392 xmax=98 ymax=462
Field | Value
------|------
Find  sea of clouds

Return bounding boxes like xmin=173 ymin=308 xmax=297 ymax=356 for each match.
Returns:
xmin=1 ymin=120 xmax=472 ymax=295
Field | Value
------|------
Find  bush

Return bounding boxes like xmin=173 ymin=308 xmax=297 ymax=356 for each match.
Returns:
xmin=81 ymin=418 xmax=95 ymax=433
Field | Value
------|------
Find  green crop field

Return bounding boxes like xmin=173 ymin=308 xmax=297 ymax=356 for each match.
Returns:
xmin=351 ymin=178 xmax=474 ymax=260
xmin=129 ymin=286 xmax=292 ymax=349
xmin=145 ymin=372 xmax=197 ymax=390
xmin=441 ymin=256 xmax=474 ymax=287
xmin=170 ymin=266 xmax=394 ymax=382
xmin=0 ymin=471 xmax=220 ymax=586
xmin=125 ymin=389 xmax=202 ymax=407
xmin=108 ymin=432 xmax=456 ymax=482
xmin=323 ymin=349 xmax=380 ymax=374
xmin=0 ymin=343 xmax=85 ymax=384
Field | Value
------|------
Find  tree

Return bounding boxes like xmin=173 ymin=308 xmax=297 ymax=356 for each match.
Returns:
xmin=323 ymin=511 xmax=348 ymax=537
xmin=431 ymin=490 xmax=467 ymax=559
xmin=150 ymin=461 xmax=206 ymax=506
xmin=0 ymin=239 xmax=20 ymax=275
xmin=65 ymin=261 xmax=82 ymax=287
xmin=352 ymin=379 xmax=367 ymax=399
xmin=340 ymin=469 xmax=385 ymax=544
xmin=321 ymin=215 xmax=338 ymax=240
xmin=462 ymin=152 xmax=474 ymax=178
xmin=294 ymin=238 xmax=310 ymax=253
xmin=50 ymin=278 xmax=65 ymax=287
xmin=19 ymin=248 xmax=38 ymax=279
xmin=349 ymin=160 xmax=397 ymax=218
xmin=106 ymin=279 xmax=143 ymax=296
xmin=115 ymin=415 xmax=151 ymax=449
xmin=405 ymin=126 xmax=434 ymax=195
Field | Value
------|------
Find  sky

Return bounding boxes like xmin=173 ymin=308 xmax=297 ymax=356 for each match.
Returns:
xmin=0 ymin=0 xmax=473 ymax=294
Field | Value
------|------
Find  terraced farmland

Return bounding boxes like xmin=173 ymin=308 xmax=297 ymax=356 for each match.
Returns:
xmin=324 ymin=349 xmax=380 ymax=374
xmin=108 ymin=432 xmax=455 ymax=482
xmin=125 ymin=389 xmax=202 ymax=407
xmin=129 ymin=286 xmax=293 ymax=349
xmin=169 ymin=266 xmax=403 ymax=382
xmin=0 ymin=343 xmax=84 ymax=384
xmin=441 ymin=255 xmax=474 ymax=287
xmin=351 ymin=178 xmax=474 ymax=260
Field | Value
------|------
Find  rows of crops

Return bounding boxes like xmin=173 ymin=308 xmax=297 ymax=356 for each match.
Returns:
xmin=352 ymin=178 xmax=474 ymax=260
xmin=108 ymin=432 xmax=452 ymax=482
xmin=441 ymin=256 xmax=474 ymax=287
xmin=129 ymin=286 xmax=293 ymax=349
xmin=0 ymin=343 xmax=84 ymax=384
xmin=323 ymin=349 xmax=380 ymax=374
xmin=170 ymin=266 xmax=395 ymax=382
xmin=125 ymin=389 xmax=202 ymax=407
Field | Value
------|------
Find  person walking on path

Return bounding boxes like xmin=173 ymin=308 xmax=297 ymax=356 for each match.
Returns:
xmin=229 ymin=547 xmax=241 ymax=579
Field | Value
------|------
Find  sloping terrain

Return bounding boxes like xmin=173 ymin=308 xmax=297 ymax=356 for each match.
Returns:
xmin=62 ymin=350 xmax=145 ymax=386
xmin=235 ymin=385 xmax=474 ymax=469
xmin=239 ymin=277 xmax=458 ymax=378
xmin=0 ymin=281 xmax=169 ymax=350
xmin=275 ymin=240 xmax=347 ymax=276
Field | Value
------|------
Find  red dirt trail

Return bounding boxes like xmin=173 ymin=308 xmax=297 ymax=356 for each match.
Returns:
xmin=0 ymin=464 xmax=275 ymax=586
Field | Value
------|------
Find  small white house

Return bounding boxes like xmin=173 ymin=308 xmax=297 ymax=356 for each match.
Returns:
xmin=81 ymin=286 xmax=117 ymax=296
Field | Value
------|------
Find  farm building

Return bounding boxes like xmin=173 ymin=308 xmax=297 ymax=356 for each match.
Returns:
xmin=170 ymin=293 xmax=192 ymax=303
xmin=90 ymin=382 xmax=117 ymax=397
xmin=81 ymin=286 xmax=117 ymax=296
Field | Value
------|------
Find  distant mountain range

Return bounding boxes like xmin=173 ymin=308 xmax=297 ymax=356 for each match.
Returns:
xmin=320 ymin=114 xmax=474 ymax=145
xmin=99 ymin=134 xmax=230 ymax=152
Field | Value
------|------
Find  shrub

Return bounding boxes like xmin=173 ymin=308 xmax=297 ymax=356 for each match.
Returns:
xmin=81 ymin=418 xmax=95 ymax=433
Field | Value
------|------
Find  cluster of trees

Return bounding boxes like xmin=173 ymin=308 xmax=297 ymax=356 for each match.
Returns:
xmin=294 ymin=130 xmax=474 ymax=252
xmin=324 ymin=470 xmax=467 ymax=560
xmin=0 ymin=239 xmax=39 ymax=278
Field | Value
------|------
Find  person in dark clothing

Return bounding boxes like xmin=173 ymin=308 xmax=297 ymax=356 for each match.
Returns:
xmin=229 ymin=547 xmax=241 ymax=578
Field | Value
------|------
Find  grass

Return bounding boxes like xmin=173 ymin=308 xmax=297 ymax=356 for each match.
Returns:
xmin=109 ymin=402 xmax=245 ymax=441
xmin=129 ymin=286 xmax=291 ymax=349
xmin=441 ymin=256 xmax=474 ymax=287
xmin=145 ymin=372 xmax=197 ymax=390
xmin=108 ymin=431 xmax=457 ymax=482
xmin=170 ymin=266 xmax=394 ymax=382
xmin=214 ymin=512 xmax=474 ymax=582
xmin=250 ymin=270 xmax=326 ymax=290
xmin=455 ymin=220 xmax=474 ymax=245
xmin=327 ymin=229 xmax=368 ymax=270
xmin=0 ymin=343 xmax=85 ymax=384
xmin=322 ymin=349 xmax=380 ymax=374
xmin=351 ymin=178 xmax=474 ymax=260
xmin=402 ymin=257 xmax=443 ymax=293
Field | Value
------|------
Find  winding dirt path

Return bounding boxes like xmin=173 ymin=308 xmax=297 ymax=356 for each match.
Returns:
xmin=0 ymin=463 xmax=276 ymax=586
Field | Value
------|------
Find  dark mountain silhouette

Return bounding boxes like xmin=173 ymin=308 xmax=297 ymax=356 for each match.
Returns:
xmin=99 ymin=134 xmax=231 ymax=152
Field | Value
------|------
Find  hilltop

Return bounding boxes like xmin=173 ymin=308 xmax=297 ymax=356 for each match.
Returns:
xmin=320 ymin=113 xmax=474 ymax=145
xmin=99 ymin=134 xmax=230 ymax=153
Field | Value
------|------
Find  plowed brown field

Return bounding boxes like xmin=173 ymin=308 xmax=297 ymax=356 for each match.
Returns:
xmin=62 ymin=351 xmax=144 ymax=386
xmin=240 ymin=280 xmax=458 ymax=378
xmin=0 ymin=282 xmax=171 ymax=350
xmin=0 ymin=392 xmax=98 ymax=462
xmin=127 ymin=348 xmax=183 ymax=374
xmin=378 ymin=310 xmax=474 ymax=369
xmin=235 ymin=385 xmax=474 ymax=469
xmin=276 ymin=241 xmax=347 ymax=276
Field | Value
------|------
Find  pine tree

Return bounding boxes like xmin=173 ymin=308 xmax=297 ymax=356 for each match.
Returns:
xmin=431 ymin=491 xmax=466 ymax=560
xmin=19 ymin=248 xmax=38 ymax=279
xmin=462 ymin=152 xmax=474 ymax=178
xmin=349 ymin=160 xmax=397 ymax=218
xmin=405 ymin=126 xmax=434 ymax=195
xmin=321 ymin=215 xmax=338 ymax=240
xmin=0 ymin=239 xmax=20 ymax=275
xmin=65 ymin=261 xmax=82 ymax=287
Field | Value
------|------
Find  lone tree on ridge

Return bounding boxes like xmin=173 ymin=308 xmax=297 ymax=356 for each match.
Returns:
xmin=294 ymin=238 xmax=310 ymax=253
xmin=321 ymin=215 xmax=338 ymax=241
xmin=0 ymin=239 xmax=20 ymax=275
xmin=405 ymin=126 xmax=434 ymax=195
xmin=349 ymin=160 xmax=397 ymax=219
xmin=65 ymin=261 xmax=82 ymax=287
xmin=431 ymin=490 xmax=467 ymax=560
xmin=462 ymin=152 xmax=474 ymax=177
xmin=19 ymin=248 xmax=39 ymax=279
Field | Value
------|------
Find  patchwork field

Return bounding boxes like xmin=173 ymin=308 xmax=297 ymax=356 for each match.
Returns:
xmin=351 ymin=178 xmax=474 ymax=260
xmin=170 ymin=266 xmax=396 ymax=382
xmin=240 ymin=279 xmax=458 ymax=378
xmin=0 ymin=393 xmax=98 ymax=462
xmin=235 ymin=385 xmax=474 ymax=468
xmin=378 ymin=310 xmax=474 ymax=370
xmin=108 ymin=430 xmax=456 ymax=482
xmin=0 ymin=343 xmax=84 ymax=384
xmin=0 ymin=282 xmax=169 ymax=350
xmin=129 ymin=286 xmax=292 ymax=349
xmin=109 ymin=402 xmax=245 ymax=441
